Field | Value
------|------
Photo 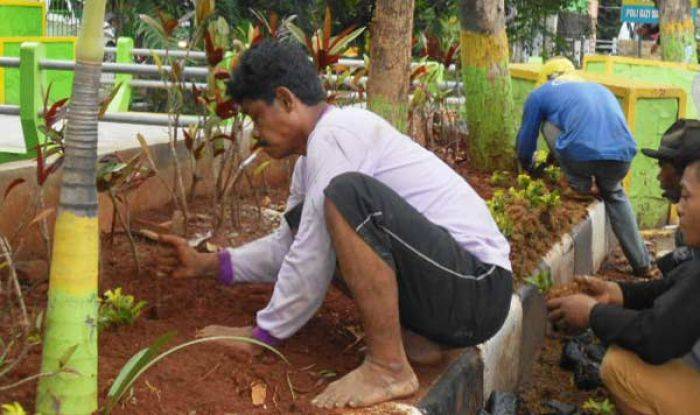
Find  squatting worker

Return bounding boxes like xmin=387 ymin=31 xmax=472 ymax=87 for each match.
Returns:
xmin=547 ymin=158 xmax=700 ymax=415
xmin=516 ymin=57 xmax=651 ymax=277
xmin=158 ymin=40 xmax=513 ymax=409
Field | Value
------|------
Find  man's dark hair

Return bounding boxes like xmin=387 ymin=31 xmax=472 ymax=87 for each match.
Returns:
xmin=227 ymin=40 xmax=325 ymax=106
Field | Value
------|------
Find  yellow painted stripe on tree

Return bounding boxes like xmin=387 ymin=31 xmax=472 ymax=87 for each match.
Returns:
xmin=48 ymin=211 xmax=99 ymax=295
xmin=661 ymin=17 xmax=695 ymax=35
xmin=460 ymin=29 xmax=509 ymax=68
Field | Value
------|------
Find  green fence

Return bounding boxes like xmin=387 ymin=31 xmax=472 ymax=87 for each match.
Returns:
xmin=1 ymin=37 xmax=76 ymax=105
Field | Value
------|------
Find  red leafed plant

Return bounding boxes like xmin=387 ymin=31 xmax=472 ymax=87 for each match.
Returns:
xmin=285 ymin=6 xmax=365 ymax=72
xmin=418 ymin=32 xmax=460 ymax=68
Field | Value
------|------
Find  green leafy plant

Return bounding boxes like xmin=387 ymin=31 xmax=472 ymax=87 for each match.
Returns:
xmin=105 ymin=331 xmax=289 ymax=414
xmin=487 ymin=173 xmax=562 ymax=240
xmin=487 ymin=190 xmax=516 ymax=238
xmin=526 ymin=270 xmax=554 ymax=294
xmin=544 ymin=165 xmax=562 ymax=184
xmin=490 ymin=171 xmax=512 ymax=188
xmin=98 ymin=288 xmax=148 ymax=332
xmin=582 ymin=398 xmax=616 ymax=415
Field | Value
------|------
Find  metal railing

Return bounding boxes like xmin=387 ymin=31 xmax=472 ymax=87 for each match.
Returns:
xmin=0 ymin=37 xmax=468 ymax=157
xmin=46 ymin=0 xmax=81 ymax=37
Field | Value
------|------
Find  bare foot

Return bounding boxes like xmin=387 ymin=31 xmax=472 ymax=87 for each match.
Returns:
xmin=402 ymin=329 xmax=443 ymax=365
xmin=312 ymin=358 xmax=418 ymax=409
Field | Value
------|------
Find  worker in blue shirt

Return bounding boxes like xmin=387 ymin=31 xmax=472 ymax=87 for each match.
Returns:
xmin=516 ymin=57 xmax=650 ymax=276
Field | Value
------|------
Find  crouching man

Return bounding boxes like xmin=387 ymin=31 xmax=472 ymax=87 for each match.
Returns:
xmin=159 ymin=40 xmax=513 ymax=409
xmin=547 ymin=159 xmax=700 ymax=415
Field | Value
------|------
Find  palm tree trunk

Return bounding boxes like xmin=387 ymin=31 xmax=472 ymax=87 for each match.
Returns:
xmin=657 ymin=0 xmax=698 ymax=63
xmin=460 ymin=0 xmax=517 ymax=171
xmin=367 ymin=0 xmax=415 ymax=133
xmin=36 ymin=1 xmax=106 ymax=413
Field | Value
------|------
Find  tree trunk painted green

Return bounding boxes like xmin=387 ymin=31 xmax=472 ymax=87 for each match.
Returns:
xmin=459 ymin=0 xmax=517 ymax=172
xmin=35 ymin=0 xmax=106 ymax=413
xmin=657 ymin=0 xmax=698 ymax=63
xmin=367 ymin=0 xmax=415 ymax=133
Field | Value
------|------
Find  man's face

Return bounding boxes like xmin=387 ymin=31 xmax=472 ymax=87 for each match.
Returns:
xmin=678 ymin=163 xmax=700 ymax=247
xmin=658 ymin=161 xmax=682 ymax=202
xmin=241 ymin=95 xmax=302 ymax=160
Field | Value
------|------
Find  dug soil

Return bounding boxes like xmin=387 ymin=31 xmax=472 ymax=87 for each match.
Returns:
xmin=3 ymin=151 xmax=590 ymax=414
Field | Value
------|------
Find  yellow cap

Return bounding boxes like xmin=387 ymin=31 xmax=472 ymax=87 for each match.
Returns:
xmin=536 ymin=57 xmax=576 ymax=86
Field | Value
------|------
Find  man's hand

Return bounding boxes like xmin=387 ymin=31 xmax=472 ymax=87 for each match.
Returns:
xmin=159 ymin=234 xmax=219 ymax=279
xmin=196 ymin=325 xmax=262 ymax=356
xmin=575 ymin=275 xmax=623 ymax=306
xmin=547 ymin=294 xmax=598 ymax=331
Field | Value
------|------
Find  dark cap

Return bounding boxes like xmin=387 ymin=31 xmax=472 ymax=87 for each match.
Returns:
xmin=642 ymin=119 xmax=700 ymax=170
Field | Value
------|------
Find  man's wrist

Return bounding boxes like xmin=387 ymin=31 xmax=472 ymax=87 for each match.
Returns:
xmin=215 ymin=250 xmax=234 ymax=285
xmin=251 ymin=326 xmax=282 ymax=347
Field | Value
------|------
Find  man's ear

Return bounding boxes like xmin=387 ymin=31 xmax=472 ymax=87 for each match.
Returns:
xmin=275 ymin=87 xmax=296 ymax=113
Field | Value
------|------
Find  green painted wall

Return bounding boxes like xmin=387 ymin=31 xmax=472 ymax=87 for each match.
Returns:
xmin=583 ymin=58 xmax=699 ymax=118
xmin=611 ymin=64 xmax=696 ymax=118
xmin=0 ymin=6 xmax=43 ymax=37
xmin=629 ymin=98 xmax=679 ymax=229
xmin=584 ymin=62 xmax=607 ymax=74
xmin=4 ymin=41 xmax=75 ymax=105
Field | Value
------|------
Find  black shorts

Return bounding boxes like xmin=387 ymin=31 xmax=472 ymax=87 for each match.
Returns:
xmin=287 ymin=172 xmax=513 ymax=347
xmin=323 ymin=173 xmax=512 ymax=347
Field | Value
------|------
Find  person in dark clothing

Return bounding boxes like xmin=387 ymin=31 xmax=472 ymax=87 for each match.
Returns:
xmin=547 ymin=159 xmax=700 ymax=415
xmin=642 ymin=119 xmax=700 ymax=251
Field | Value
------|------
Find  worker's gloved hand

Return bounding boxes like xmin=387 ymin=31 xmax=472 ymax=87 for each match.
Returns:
xmin=529 ymin=163 xmax=548 ymax=179
xmin=519 ymin=156 xmax=537 ymax=176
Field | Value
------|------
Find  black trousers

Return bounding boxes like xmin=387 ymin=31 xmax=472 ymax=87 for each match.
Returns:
xmin=314 ymin=172 xmax=512 ymax=347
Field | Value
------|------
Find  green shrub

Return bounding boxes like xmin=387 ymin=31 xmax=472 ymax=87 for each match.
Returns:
xmin=98 ymin=288 xmax=147 ymax=332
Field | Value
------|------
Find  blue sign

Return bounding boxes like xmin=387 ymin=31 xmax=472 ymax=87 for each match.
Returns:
xmin=622 ymin=5 xmax=698 ymax=23
xmin=621 ymin=5 xmax=658 ymax=23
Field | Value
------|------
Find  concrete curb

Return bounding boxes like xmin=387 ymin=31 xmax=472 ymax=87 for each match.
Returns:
xmin=411 ymin=201 xmax=615 ymax=414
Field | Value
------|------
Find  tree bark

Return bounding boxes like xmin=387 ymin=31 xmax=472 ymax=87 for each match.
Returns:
xmin=36 ymin=1 xmax=106 ymax=413
xmin=657 ymin=0 xmax=698 ymax=62
xmin=367 ymin=0 xmax=415 ymax=133
xmin=460 ymin=0 xmax=517 ymax=171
